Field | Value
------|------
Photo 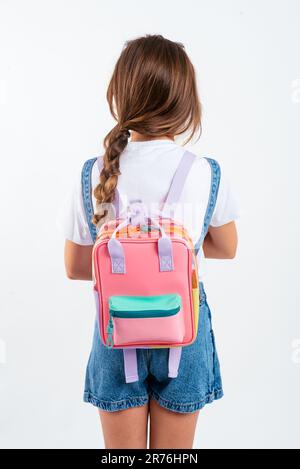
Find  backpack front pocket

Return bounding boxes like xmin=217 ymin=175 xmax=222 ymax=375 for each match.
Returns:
xmin=106 ymin=294 xmax=184 ymax=347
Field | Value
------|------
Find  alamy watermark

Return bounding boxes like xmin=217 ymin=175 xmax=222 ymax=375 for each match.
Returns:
xmin=0 ymin=339 xmax=6 ymax=364
xmin=291 ymin=79 xmax=300 ymax=103
xmin=291 ymin=338 xmax=300 ymax=364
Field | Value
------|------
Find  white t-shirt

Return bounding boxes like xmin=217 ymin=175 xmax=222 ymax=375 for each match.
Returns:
xmin=57 ymin=139 xmax=240 ymax=280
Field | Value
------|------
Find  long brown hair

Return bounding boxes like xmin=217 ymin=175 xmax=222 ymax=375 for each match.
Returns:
xmin=93 ymin=34 xmax=202 ymax=225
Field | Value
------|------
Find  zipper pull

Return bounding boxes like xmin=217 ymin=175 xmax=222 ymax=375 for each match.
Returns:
xmin=106 ymin=316 xmax=114 ymax=348
xmin=141 ymin=224 xmax=160 ymax=233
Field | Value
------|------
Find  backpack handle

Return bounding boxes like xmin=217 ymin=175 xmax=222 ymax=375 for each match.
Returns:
xmin=107 ymin=218 xmax=173 ymax=274
xmin=110 ymin=216 xmax=167 ymax=239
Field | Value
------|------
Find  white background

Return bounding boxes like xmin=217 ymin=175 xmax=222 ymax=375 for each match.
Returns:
xmin=0 ymin=0 xmax=299 ymax=449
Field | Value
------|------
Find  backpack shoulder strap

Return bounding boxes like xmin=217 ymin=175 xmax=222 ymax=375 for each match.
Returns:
xmin=163 ymin=150 xmax=197 ymax=207
xmin=81 ymin=156 xmax=121 ymax=244
xmin=123 ymin=349 xmax=139 ymax=383
xmin=194 ymin=157 xmax=221 ymax=254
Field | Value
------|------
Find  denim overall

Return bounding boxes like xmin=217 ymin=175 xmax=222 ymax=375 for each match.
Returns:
xmin=81 ymin=154 xmax=223 ymax=413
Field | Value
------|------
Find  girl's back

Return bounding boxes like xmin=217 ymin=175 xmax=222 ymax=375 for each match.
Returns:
xmin=63 ymin=138 xmax=238 ymax=281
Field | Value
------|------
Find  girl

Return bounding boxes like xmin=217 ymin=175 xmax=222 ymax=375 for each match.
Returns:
xmin=62 ymin=34 xmax=239 ymax=449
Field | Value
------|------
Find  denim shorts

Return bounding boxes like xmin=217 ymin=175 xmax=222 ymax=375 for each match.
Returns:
xmin=83 ymin=282 xmax=223 ymax=413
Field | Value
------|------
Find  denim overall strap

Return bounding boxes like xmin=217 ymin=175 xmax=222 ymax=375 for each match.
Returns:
xmin=194 ymin=158 xmax=221 ymax=255
xmin=81 ymin=158 xmax=98 ymax=243
xmin=81 ymin=157 xmax=121 ymax=243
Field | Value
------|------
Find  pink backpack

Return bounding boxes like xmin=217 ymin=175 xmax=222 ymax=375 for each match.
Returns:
xmin=81 ymin=150 xmax=219 ymax=383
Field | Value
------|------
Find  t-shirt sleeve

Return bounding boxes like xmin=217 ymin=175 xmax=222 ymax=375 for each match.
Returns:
xmin=56 ymin=168 xmax=94 ymax=246
xmin=210 ymin=168 xmax=240 ymax=227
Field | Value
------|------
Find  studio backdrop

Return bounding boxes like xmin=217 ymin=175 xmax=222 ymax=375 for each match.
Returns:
xmin=0 ymin=0 xmax=299 ymax=449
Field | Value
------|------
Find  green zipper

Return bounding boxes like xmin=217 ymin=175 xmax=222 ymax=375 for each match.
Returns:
xmin=106 ymin=316 xmax=114 ymax=348
xmin=109 ymin=306 xmax=180 ymax=319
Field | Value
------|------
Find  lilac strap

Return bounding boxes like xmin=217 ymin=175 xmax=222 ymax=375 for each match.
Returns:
xmin=107 ymin=238 xmax=126 ymax=274
xmin=158 ymin=237 xmax=173 ymax=272
xmin=123 ymin=349 xmax=138 ymax=383
xmin=97 ymin=156 xmax=120 ymax=218
xmin=168 ymin=347 xmax=182 ymax=378
xmin=163 ymin=150 xmax=196 ymax=207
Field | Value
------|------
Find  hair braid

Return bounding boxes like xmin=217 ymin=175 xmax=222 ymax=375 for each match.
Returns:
xmin=93 ymin=125 xmax=130 ymax=225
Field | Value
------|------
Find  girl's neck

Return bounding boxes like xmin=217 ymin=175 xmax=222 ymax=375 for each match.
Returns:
xmin=130 ymin=131 xmax=175 ymax=142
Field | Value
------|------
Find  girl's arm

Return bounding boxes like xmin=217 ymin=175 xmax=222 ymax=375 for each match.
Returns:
xmin=64 ymin=240 xmax=93 ymax=280
xmin=202 ymin=221 xmax=238 ymax=259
